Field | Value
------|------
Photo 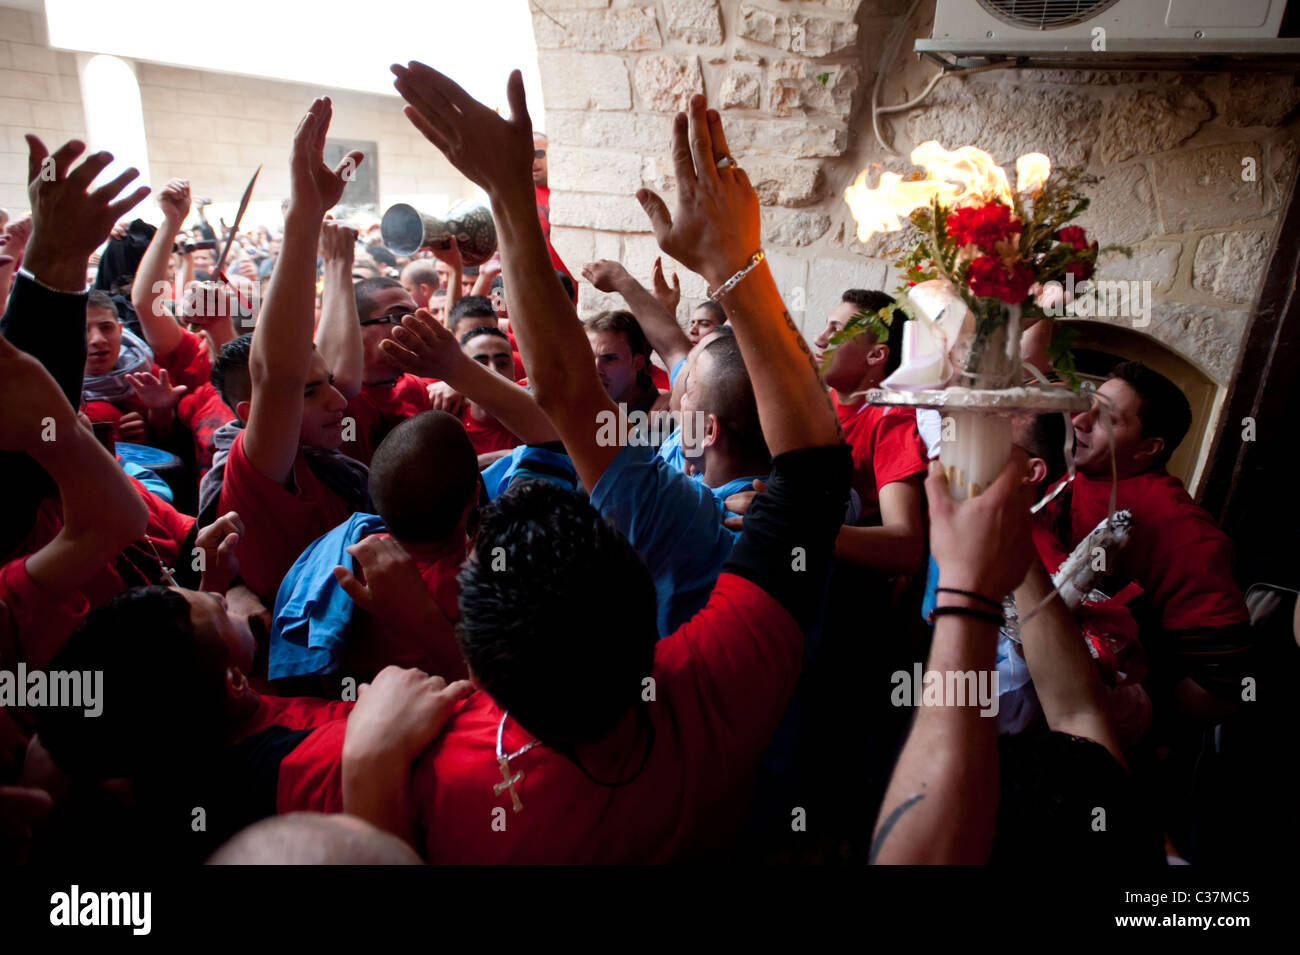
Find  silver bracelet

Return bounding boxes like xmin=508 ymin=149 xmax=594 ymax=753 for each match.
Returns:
xmin=16 ymin=266 xmax=88 ymax=297
xmin=707 ymin=250 xmax=765 ymax=303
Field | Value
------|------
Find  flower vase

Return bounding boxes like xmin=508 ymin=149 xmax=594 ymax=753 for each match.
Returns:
xmin=939 ymin=303 xmax=1021 ymax=501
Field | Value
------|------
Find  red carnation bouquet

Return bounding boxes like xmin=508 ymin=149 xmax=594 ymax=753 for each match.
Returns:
xmin=835 ymin=159 xmax=1116 ymax=391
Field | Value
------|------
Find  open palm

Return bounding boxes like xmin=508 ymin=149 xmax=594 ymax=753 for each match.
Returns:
xmin=290 ymin=98 xmax=363 ymax=219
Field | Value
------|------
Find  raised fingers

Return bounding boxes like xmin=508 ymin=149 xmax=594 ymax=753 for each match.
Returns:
xmin=687 ymin=96 xmax=719 ymax=188
xmin=705 ymin=108 xmax=731 ymax=164
xmin=669 ymin=113 xmax=695 ymax=188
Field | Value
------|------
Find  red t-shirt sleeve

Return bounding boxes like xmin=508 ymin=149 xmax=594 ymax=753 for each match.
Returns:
xmin=871 ymin=410 xmax=928 ymax=492
xmin=0 ymin=556 xmax=90 ymax=672
xmin=217 ymin=430 xmax=351 ymax=603
xmin=654 ymin=573 xmax=803 ymax=773
xmin=156 ymin=328 xmax=212 ymax=393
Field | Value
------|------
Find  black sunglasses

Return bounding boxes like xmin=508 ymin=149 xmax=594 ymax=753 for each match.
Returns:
xmin=360 ymin=310 xmax=411 ymax=327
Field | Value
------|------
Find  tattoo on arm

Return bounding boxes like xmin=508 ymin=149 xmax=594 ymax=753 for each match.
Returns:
xmin=780 ymin=310 xmax=843 ymax=439
xmin=869 ymin=792 xmax=926 ymax=865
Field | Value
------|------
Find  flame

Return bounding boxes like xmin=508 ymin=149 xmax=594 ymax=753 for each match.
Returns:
xmin=1016 ymin=153 xmax=1051 ymax=196
xmin=845 ymin=141 xmax=1053 ymax=242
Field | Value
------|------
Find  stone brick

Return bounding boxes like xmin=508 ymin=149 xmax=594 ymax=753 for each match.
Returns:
xmin=1072 ymin=162 xmax=1158 ymax=247
xmin=1095 ymin=89 xmax=1212 ymax=165
xmin=1264 ymin=137 xmax=1298 ymax=217
xmin=0 ymin=8 xmax=36 ymax=44
xmin=765 ymin=209 xmax=831 ymax=247
xmin=532 ymin=8 xmax=662 ymax=52
xmin=765 ymin=59 xmax=857 ymax=119
xmin=663 ymin=0 xmax=723 ymax=45
xmin=549 ymin=191 xmax=651 ymax=233
xmin=1213 ymin=73 xmax=1300 ymax=128
xmin=9 ymin=43 xmax=57 ymax=75
xmin=906 ymin=80 xmax=1102 ymax=168
xmin=549 ymin=225 xmax=596 ymax=275
xmin=719 ymin=69 xmax=761 ymax=110
xmin=547 ymin=111 xmax=675 ymax=154
xmin=1151 ymin=143 xmax=1264 ymax=233
xmin=807 ymin=258 xmax=887 ymax=330
xmin=725 ymin=118 xmax=846 ymax=158
xmin=744 ymin=158 xmax=821 ymax=206
xmin=1192 ymin=231 xmax=1271 ymax=304
xmin=1095 ymin=242 xmax=1181 ymax=291
xmin=538 ymin=53 xmax=631 ymax=110
xmin=764 ymin=249 xmax=810 ymax=327
xmin=634 ymin=55 xmax=704 ymax=113
xmin=548 ymin=146 xmax=642 ymax=195
xmin=736 ymin=4 xmax=858 ymax=58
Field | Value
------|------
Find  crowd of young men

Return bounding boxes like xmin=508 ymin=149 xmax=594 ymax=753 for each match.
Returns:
xmin=0 ymin=61 xmax=1262 ymax=866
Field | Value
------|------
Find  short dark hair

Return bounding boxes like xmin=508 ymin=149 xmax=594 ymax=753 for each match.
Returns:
xmin=86 ymin=289 xmax=116 ymax=312
xmin=1012 ymin=413 xmax=1067 ymax=488
xmin=456 ymin=481 xmax=657 ymax=747
xmin=1108 ymin=361 xmax=1192 ymax=467
xmin=586 ymin=310 xmax=653 ymax=389
xmin=841 ymin=289 xmax=902 ymax=376
xmin=449 ymin=295 xmax=496 ymax=324
xmin=354 ymin=276 xmax=404 ymax=322
xmin=693 ymin=300 xmax=726 ymax=324
xmin=366 ymin=243 xmax=398 ymax=270
xmin=369 ymin=411 xmax=478 ymax=543
xmin=459 ymin=325 xmax=509 ymax=347
xmin=211 ymin=333 xmax=254 ymax=411
xmin=556 ymin=270 xmax=576 ymax=303
xmin=37 ymin=587 xmax=229 ymax=780
xmin=698 ymin=329 xmax=769 ymax=466
xmin=403 ymin=259 xmax=440 ymax=290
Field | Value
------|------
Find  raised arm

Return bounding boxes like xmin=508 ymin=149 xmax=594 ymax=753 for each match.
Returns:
xmin=381 ymin=308 xmax=558 ymax=445
xmin=581 ymin=258 xmax=691 ymax=373
xmin=870 ymin=457 xmax=1035 ymax=865
xmin=1013 ymin=556 xmax=1124 ymax=763
xmin=637 ymin=98 xmax=840 ymax=456
xmin=244 ymin=98 xmax=362 ymax=484
xmin=131 ymin=178 xmax=191 ymax=361
xmin=314 ymin=219 xmax=363 ymax=400
xmin=392 ymin=63 xmax=617 ymax=491
xmin=1 ymin=335 xmax=148 ymax=667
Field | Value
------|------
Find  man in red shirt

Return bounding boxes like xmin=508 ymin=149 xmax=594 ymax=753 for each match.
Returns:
xmin=337 ymin=67 xmax=847 ymax=862
xmin=328 ymin=273 xmax=434 ymax=466
xmin=812 ymin=289 xmax=927 ymax=577
xmin=1037 ymin=361 xmax=1251 ymax=717
xmin=456 ymin=326 xmax=524 ymax=458
xmin=215 ymin=99 xmax=367 ymax=604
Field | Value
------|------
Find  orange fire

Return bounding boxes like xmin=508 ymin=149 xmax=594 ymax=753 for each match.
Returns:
xmin=845 ymin=141 xmax=1052 ymax=243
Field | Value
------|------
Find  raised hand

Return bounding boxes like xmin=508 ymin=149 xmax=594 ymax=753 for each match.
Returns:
xmin=391 ymin=62 xmax=533 ymax=202
xmin=22 ymin=135 xmax=151 ymax=291
xmin=288 ymin=98 xmax=363 ymax=221
xmin=126 ymin=369 xmax=188 ymax=409
xmin=636 ymin=97 xmax=759 ymax=288
xmin=3 ymin=215 xmax=33 ymax=254
xmin=652 ymin=256 xmax=681 ymax=315
xmin=116 ymin=411 xmax=148 ymax=443
xmin=195 ymin=510 xmax=244 ymax=594
xmin=381 ymin=308 xmax=467 ymax=382
xmin=157 ymin=179 xmax=191 ymax=225
xmin=319 ymin=218 xmax=358 ymax=266
xmin=431 ymin=234 xmax=463 ymax=272
xmin=926 ymin=454 xmax=1037 ymax=602
xmin=581 ymin=259 xmax=633 ymax=295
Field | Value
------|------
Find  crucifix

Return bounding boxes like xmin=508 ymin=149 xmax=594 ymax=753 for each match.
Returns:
xmin=494 ymin=757 xmax=525 ymax=813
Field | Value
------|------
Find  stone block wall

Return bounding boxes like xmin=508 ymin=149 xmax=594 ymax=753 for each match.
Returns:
xmin=533 ymin=0 xmax=1300 ymax=402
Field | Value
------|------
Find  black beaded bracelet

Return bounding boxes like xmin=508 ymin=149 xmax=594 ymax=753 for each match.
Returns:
xmin=934 ymin=586 xmax=1003 ymax=611
xmin=929 ymin=605 xmax=1004 ymax=627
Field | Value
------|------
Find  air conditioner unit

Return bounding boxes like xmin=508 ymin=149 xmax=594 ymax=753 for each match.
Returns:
xmin=916 ymin=0 xmax=1300 ymax=65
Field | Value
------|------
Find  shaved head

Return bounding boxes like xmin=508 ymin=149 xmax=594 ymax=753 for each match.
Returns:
xmin=207 ymin=813 xmax=423 ymax=865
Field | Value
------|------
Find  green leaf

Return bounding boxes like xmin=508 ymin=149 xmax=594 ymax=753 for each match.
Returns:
xmin=815 ymin=72 xmax=830 ymax=86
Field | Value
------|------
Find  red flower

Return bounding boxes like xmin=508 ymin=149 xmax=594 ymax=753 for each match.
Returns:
xmin=1065 ymin=258 xmax=1094 ymax=281
xmin=946 ymin=202 xmax=1021 ymax=251
xmin=1057 ymin=225 xmax=1090 ymax=250
xmin=967 ymin=254 xmax=1035 ymax=304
